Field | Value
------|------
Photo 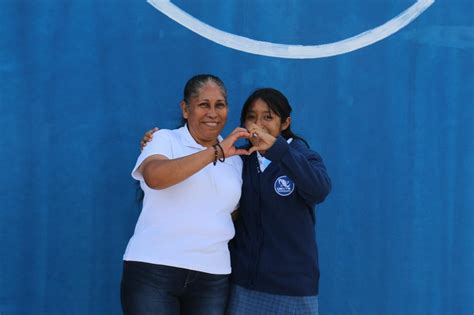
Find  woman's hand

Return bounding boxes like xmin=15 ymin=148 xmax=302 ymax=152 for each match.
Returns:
xmin=219 ymin=127 xmax=253 ymax=157
xmin=140 ymin=127 xmax=159 ymax=150
xmin=246 ymin=123 xmax=277 ymax=154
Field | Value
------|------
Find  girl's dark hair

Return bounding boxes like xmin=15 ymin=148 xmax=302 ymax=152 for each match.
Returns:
xmin=240 ymin=88 xmax=309 ymax=147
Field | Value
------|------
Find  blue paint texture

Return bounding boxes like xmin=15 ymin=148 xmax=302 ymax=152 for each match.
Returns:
xmin=0 ymin=1 xmax=473 ymax=314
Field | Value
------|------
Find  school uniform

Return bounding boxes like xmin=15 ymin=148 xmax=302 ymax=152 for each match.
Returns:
xmin=228 ymin=136 xmax=331 ymax=314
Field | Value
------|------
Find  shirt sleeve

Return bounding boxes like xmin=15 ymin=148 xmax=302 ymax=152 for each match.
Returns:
xmin=131 ymin=129 xmax=174 ymax=181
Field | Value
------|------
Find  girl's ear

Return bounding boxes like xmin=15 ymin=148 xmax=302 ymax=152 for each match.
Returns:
xmin=281 ymin=116 xmax=291 ymax=131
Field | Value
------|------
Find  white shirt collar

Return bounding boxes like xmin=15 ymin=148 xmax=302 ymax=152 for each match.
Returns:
xmin=178 ymin=124 xmax=223 ymax=149
xmin=257 ymin=137 xmax=293 ymax=172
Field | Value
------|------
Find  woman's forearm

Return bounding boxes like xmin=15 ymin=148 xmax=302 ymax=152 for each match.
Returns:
xmin=142 ymin=147 xmax=217 ymax=189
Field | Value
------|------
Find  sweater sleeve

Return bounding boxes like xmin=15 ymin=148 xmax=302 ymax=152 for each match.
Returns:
xmin=264 ymin=136 xmax=332 ymax=206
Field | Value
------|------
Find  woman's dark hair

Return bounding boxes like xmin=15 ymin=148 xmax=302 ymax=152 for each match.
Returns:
xmin=180 ymin=74 xmax=228 ymax=125
xmin=240 ymin=88 xmax=309 ymax=147
xmin=183 ymin=74 xmax=227 ymax=105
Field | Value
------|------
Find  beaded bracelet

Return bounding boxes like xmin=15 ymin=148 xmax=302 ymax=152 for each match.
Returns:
xmin=215 ymin=143 xmax=225 ymax=163
xmin=212 ymin=143 xmax=225 ymax=165
xmin=212 ymin=145 xmax=219 ymax=165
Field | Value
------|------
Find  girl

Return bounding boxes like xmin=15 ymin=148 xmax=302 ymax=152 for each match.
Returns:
xmin=227 ymin=88 xmax=331 ymax=314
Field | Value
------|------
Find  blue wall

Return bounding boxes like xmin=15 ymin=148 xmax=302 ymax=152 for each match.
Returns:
xmin=1 ymin=1 xmax=473 ymax=314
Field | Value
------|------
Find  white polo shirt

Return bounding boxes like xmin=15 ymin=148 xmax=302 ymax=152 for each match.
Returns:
xmin=123 ymin=125 xmax=243 ymax=274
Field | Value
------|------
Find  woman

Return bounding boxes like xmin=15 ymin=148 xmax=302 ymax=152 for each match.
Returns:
xmin=141 ymin=88 xmax=331 ymax=314
xmin=121 ymin=74 xmax=252 ymax=315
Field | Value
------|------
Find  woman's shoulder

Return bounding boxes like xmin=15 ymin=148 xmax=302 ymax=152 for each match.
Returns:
xmin=153 ymin=127 xmax=183 ymax=142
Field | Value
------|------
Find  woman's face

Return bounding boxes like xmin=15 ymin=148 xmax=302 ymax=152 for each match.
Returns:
xmin=181 ymin=82 xmax=228 ymax=147
xmin=243 ymin=98 xmax=289 ymax=138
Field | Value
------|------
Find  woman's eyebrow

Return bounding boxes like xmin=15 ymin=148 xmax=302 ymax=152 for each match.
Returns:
xmin=199 ymin=98 xmax=225 ymax=102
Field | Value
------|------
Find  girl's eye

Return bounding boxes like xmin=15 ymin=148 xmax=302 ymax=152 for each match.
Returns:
xmin=264 ymin=115 xmax=273 ymax=120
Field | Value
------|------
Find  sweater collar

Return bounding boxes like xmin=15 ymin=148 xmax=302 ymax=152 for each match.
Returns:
xmin=256 ymin=137 xmax=293 ymax=172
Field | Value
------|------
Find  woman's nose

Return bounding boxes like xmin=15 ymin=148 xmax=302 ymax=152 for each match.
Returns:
xmin=206 ymin=107 xmax=217 ymax=117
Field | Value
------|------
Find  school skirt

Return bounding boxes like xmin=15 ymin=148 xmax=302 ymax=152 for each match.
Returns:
xmin=226 ymin=284 xmax=319 ymax=315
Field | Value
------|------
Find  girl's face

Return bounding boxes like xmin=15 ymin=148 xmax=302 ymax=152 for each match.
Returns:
xmin=181 ymin=82 xmax=228 ymax=147
xmin=243 ymin=98 xmax=290 ymax=138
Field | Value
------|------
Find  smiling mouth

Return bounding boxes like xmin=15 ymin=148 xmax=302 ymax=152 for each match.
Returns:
xmin=203 ymin=122 xmax=219 ymax=128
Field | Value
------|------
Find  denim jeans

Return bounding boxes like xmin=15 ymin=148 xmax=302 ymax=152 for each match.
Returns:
xmin=120 ymin=261 xmax=229 ymax=315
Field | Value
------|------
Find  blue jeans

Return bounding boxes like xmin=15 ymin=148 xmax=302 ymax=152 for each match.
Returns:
xmin=120 ymin=261 xmax=229 ymax=315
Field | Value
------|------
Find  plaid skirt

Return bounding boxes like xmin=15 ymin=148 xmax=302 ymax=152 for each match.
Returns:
xmin=226 ymin=284 xmax=319 ymax=315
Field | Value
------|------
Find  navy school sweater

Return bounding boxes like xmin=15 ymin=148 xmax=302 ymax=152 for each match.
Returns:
xmin=230 ymin=136 xmax=331 ymax=296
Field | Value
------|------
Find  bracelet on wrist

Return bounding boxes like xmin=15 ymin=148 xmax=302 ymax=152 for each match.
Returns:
xmin=215 ymin=143 xmax=225 ymax=163
xmin=212 ymin=143 xmax=225 ymax=166
xmin=212 ymin=145 xmax=218 ymax=166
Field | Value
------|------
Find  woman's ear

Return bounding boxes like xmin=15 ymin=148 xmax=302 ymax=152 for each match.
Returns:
xmin=180 ymin=101 xmax=189 ymax=120
xmin=281 ymin=116 xmax=291 ymax=131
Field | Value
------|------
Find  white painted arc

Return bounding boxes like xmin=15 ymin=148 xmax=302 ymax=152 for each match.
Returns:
xmin=147 ymin=0 xmax=435 ymax=59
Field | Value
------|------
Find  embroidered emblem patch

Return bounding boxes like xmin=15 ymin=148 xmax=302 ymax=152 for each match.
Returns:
xmin=274 ymin=176 xmax=295 ymax=196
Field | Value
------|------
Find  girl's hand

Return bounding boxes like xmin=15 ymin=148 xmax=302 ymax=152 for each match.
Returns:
xmin=140 ymin=127 xmax=159 ymax=151
xmin=246 ymin=123 xmax=277 ymax=154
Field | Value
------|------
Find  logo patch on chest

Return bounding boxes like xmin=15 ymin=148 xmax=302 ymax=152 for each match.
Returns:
xmin=274 ymin=176 xmax=295 ymax=196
